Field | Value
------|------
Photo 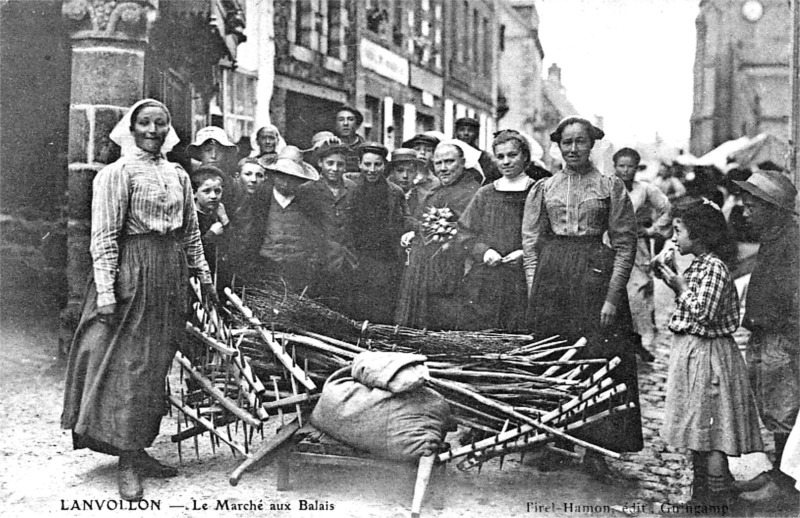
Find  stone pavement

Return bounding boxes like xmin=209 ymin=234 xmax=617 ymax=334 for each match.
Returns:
xmin=601 ymin=265 xmax=776 ymax=510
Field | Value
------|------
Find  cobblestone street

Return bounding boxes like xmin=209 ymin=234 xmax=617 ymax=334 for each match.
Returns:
xmin=0 ymin=250 xmax=778 ymax=518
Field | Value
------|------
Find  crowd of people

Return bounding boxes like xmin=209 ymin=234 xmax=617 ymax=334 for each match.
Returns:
xmin=61 ymin=99 xmax=800 ymax=515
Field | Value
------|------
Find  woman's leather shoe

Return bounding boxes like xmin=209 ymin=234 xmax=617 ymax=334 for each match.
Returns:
xmin=132 ymin=450 xmax=178 ymax=478
xmin=118 ymin=459 xmax=143 ymax=501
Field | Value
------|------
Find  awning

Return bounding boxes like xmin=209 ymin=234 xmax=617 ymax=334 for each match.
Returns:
xmin=694 ymin=136 xmax=752 ymax=171
xmin=729 ymin=133 xmax=790 ymax=171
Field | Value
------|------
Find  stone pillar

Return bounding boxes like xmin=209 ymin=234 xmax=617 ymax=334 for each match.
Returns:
xmin=59 ymin=0 xmax=158 ymax=354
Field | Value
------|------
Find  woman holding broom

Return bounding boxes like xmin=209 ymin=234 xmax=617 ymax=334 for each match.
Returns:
xmin=522 ymin=117 xmax=643 ymax=480
xmin=61 ymin=99 xmax=217 ymax=501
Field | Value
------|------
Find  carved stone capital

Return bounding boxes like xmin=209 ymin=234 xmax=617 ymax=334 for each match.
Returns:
xmin=62 ymin=0 xmax=159 ymax=41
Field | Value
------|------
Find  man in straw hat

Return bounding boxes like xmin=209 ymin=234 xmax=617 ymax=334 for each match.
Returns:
xmin=256 ymin=157 xmax=323 ymax=295
xmin=732 ymin=169 xmax=800 ymax=511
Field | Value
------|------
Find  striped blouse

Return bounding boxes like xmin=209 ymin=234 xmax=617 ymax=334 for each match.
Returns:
xmin=90 ymin=149 xmax=211 ymax=307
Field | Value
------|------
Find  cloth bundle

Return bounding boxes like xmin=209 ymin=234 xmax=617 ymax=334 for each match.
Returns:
xmin=310 ymin=352 xmax=452 ymax=461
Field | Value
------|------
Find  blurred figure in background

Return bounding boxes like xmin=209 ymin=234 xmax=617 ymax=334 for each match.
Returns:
xmin=613 ymin=147 xmax=672 ymax=362
xmin=454 ymin=117 xmax=500 ymax=184
xmin=332 ymin=105 xmax=365 ymax=174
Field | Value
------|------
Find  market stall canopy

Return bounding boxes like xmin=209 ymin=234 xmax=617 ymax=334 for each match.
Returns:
xmin=729 ymin=133 xmax=791 ymax=171
xmin=692 ymin=134 xmax=790 ymax=172
xmin=694 ymin=136 xmax=752 ymax=171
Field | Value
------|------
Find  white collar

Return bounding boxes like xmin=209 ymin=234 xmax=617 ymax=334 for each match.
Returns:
xmin=273 ymin=189 xmax=295 ymax=208
xmin=493 ymin=174 xmax=534 ymax=192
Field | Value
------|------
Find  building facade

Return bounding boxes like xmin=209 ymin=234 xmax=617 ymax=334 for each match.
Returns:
xmin=690 ymin=0 xmax=791 ymax=156
xmin=270 ymin=0 xmax=498 ymax=151
xmin=495 ymin=0 xmax=545 ymax=143
xmin=0 ymin=0 xmax=253 ymax=349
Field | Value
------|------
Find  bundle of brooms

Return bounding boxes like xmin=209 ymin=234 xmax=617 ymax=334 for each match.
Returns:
xmin=224 ymin=279 xmax=636 ymax=469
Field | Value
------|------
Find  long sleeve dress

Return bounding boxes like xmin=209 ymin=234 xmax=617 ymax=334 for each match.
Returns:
xmin=395 ymin=173 xmax=480 ymax=330
xmin=521 ymin=165 xmax=643 ymax=452
xmin=62 ymin=149 xmax=211 ymax=454
xmin=456 ymin=179 xmax=533 ymax=332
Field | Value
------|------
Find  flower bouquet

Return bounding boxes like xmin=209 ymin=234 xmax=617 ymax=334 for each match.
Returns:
xmin=420 ymin=206 xmax=457 ymax=245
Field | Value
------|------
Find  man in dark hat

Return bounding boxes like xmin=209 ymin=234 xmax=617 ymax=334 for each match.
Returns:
xmin=454 ymin=117 xmax=501 ymax=183
xmin=349 ymin=142 xmax=411 ymax=323
xmin=403 ymin=133 xmax=440 ymax=171
xmin=388 ymin=148 xmax=439 ymax=216
xmin=333 ymin=104 xmax=366 ymax=174
xmin=733 ymin=169 xmax=800 ymax=511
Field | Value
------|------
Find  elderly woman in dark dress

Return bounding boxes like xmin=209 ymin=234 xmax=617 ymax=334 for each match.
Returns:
xmin=522 ymin=117 xmax=642 ymax=478
xmin=61 ymin=100 xmax=215 ymax=501
xmin=395 ymin=140 xmax=481 ymax=330
xmin=457 ymin=130 xmax=536 ymax=332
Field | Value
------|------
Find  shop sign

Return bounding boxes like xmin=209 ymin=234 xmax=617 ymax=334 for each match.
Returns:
xmin=360 ymin=38 xmax=409 ymax=85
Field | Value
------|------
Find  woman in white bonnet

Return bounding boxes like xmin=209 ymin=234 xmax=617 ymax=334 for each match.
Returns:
xmin=61 ymin=99 xmax=216 ymax=502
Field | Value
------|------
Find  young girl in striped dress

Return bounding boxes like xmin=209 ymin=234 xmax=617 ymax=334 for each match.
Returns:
xmin=656 ymin=200 xmax=762 ymax=511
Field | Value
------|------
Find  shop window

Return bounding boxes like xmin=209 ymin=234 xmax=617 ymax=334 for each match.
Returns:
xmin=222 ymin=69 xmax=256 ymax=144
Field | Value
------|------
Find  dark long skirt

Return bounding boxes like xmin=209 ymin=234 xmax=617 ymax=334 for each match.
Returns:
xmin=395 ymin=241 xmax=464 ymax=330
xmin=527 ymin=236 xmax=643 ymax=453
xmin=61 ymin=234 xmax=188 ymax=454
xmin=457 ymin=262 xmax=527 ymax=332
xmin=350 ymin=254 xmax=401 ymax=325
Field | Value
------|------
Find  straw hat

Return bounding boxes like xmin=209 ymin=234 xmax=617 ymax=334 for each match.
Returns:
xmin=733 ymin=169 xmax=798 ymax=214
xmin=277 ymin=146 xmax=320 ymax=180
xmin=267 ymin=157 xmax=319 ymax=182
xmin=188 ymin=126 xmax=236 ymax=150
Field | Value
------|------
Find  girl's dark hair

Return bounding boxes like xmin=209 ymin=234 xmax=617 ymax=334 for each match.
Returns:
xmin=613 ymin=147 xmax=641 ymax=166
xmin=549 ymin=117 xmax=605 ymax=144
xmin=672 ymin=199 xmax=736 ymax=264
xmin=492 ymin=130 xmax=531 ymax=164
xmin=191 ymin=165 xmax=225 ymax=191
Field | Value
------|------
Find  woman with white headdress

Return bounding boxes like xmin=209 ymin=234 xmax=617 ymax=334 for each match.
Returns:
xmin=61 ymin=99 xmax=216 ymax=501
xmin=250 ymin=123 xmax=287 ymax=169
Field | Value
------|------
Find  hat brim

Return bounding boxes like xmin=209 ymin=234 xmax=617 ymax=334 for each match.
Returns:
xmin=267 ymin=163 xmax=320 ymax=182
xmin=390 ymin=158 xmax=426 ymax=169
xmin=187 ymin=138 xmax=237 ymax=152
xmin=734 ymin=180 xmax=799 ymax=215
xmin=402 ymin=136 xmax=439 ymax=148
